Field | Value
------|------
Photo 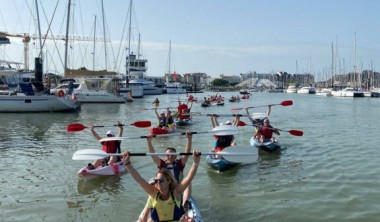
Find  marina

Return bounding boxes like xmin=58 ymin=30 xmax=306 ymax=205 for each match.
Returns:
xmin=1 ymin=92 xmax=380 ymax=221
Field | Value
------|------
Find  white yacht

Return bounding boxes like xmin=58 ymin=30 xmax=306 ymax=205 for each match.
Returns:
xmin=331 ymin=87 xmax=364 ymax=97
xmin=165 ymin=82 xmax=187 ymax=94
xmin=297 ymin=86 xmax=316 ymax=94
xmin=316 ymin=88 xmax=332 ymax=96
xmin=286 ymin=85 xmax=297 ymax=93
xmin=126 ymin=53 xmax=161 ymax=96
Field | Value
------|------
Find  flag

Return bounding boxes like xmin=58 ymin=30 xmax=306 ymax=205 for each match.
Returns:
xmin=173 ymin=71 xmax=177 ymax=81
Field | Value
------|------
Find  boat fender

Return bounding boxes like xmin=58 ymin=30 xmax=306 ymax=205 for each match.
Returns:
xmin=57 ymin=90 xmax=65 ymax=97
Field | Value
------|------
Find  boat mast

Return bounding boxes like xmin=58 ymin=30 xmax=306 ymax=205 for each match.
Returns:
xmin=93 ymin=15 xmax=97 ymax=70
xmin=126 ymin=0 xmax=132 ymax=83
xmin=64 ymin=0 xmax=71 ymax=74
xmin=101 ymin=0 xmax=107 ymax=70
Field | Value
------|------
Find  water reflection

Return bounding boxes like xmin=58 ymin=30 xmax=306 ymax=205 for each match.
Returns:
xmin=77 ymin=176 xmax=123 ymax=195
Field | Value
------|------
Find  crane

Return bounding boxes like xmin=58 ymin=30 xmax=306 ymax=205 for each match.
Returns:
xmin=0 ymin=32 xmax=106 ymax=70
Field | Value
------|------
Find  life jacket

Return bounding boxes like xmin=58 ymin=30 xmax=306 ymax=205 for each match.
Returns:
xmin=214 ymin=135 xmax=234 ymax=152
xmin=160 ymin=159 xmax=184 ymax=183
xmin=159 ymin=116 xmax=167 ymax=128
xmin=167 ymin=116 xmax=174 ymax=125
xmin=260 ymin=125 xmax=273 ymax=138
xmin=150 ymin=191 xmax=184 ymax=222
xmin=101 ymin=140 xmax=121 ymax=154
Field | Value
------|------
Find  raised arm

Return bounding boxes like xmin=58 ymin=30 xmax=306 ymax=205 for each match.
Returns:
xmin=117 ymin=121 xmax=124 ymax=137
xmin=233 ymin=115 xmax=240 ymax=127
xmin=180 ymin=131 xmax=192 ymax=166
xmin=266 ymin=105 xmax=272 ymax=117
xmin=177 ymin=150 xmax=201 ymax=193
xmin=90 ymin=124 xmax=102 ymax=141
xmin=146 ymin=135 xmax=161 ymax=165
xmin=123 ymin=152 xmax=156 ymax=197
xmin=154 ymin=108 xmax=160 ymax=119
xmin=245 ymin=108 xmax=253 ymax=122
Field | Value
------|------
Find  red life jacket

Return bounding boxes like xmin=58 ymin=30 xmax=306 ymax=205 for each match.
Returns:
xmin=260 ymin=125 xmax=273 ymax=138
xmin=102 ymin=141 xmax=120 ymax=153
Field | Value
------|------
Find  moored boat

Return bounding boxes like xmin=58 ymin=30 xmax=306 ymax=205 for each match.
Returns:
xmin=206 ymin=155 xmax=239 ymax=171
xmin=249 ymin=137 xmax=281 ymax=153
xmin=77 ymin=161 xmax=126 ymax=180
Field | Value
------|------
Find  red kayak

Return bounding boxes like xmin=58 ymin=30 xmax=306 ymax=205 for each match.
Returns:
xmin=150 ymin=126 xmax=176 ymax=135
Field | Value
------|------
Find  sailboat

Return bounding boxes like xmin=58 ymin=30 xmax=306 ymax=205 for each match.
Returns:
xmin=0 ymin=2 xmax=80 ymax=112
xmin=164 ymin=40 xmax=186 ymax=94
xmin=59 ymin=0 xmax=133 ymax=103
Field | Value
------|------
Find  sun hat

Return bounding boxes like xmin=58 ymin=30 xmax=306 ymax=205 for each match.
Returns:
xmin=106 ymin=130 xmax=115 ymax=137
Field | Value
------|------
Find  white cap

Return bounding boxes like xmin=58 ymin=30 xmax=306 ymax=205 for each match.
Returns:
xmin=225 ymin=121 xmax=232 ymax=125
xmin=106 ymin=130 xmax=115 ymax=137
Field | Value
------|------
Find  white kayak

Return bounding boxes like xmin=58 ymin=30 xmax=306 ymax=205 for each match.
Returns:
xmin=77 ymin=161 xmax=127 ymax=179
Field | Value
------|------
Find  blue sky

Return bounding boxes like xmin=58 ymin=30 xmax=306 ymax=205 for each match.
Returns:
xmin=1 ymin=0 xmax=379 ymax=80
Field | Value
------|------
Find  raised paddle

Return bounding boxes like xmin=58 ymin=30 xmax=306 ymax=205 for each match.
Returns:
xmin=98 ymin=127 xmax=239 ymax=142
xmin=139 ymin=107 xmax=177 ymax=111
xmin=66 ymin=121 xmax=152 ymax=132
xmin=72 ymin=146 xmax=256 ymax=163
xmin=230 ymin=100 xmax=293 ymax=111
xmin=251 ymin=124 xmax=304 ymax=136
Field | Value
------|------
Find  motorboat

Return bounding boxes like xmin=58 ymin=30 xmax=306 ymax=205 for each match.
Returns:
xmin=0 ymin=82 xmax=80 ymax=112
xmin=165 ymin=82 xmax=187 ymax=94
xmin=331 ymin=87 xmax=364 ymax=97
xmin=129 ymin=78 xmax=162 ymax=95
xmin=297 ymin=86 xmax=316 ymax=94
xmin=286 ymin=85 xmax=297 ymax=93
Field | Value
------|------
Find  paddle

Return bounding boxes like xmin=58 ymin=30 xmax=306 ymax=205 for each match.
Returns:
xmin=251 ymin=124 xmax=303 ymax=136
xmin=98 ymin=127 xmax=239 ymax=142
xmin=139 ymin=107 xmax=177 ymax=111
xmin=230 ymin=100 xmax=293 ymax=111
xmin=66 ymin=121 xmax=152 ymax=132
xmin=72 ymin=146 xmax=256 ymax=163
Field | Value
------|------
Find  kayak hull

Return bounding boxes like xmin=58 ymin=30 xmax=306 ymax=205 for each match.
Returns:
xmin=206 ymin=155 xmax=239 ymax=171
xmin=77 ymin=161 xmax=126 ymax=179
xmin=249 ymin=137 xmax=281 ymax=153
xmin=176 ymin=118 xmax=192 ymax=126
xmin=149 ymin=126 xmax=176 ymax=135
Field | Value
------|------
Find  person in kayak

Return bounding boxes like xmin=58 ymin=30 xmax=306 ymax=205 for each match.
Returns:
xmin=88 ymin=121 xmax=123 ymax=169
xmin=255 ymin=117 xmax=280 ymax=143
xmin=154 ymin=108 xmax=175 ymax=130
xmin=210 ymin=114 xmax=240 ymax=152
xmin=245 ymin=105 xmax=272 ymax=140
xmin=152 ymin=98 xmax=160 ymax=106
xmin=122 ymin=150 xmax=201 ymax=222
xmin=140 ymin=131 xmax=194 ymax=221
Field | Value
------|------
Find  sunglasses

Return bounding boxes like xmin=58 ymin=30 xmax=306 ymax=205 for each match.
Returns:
xmin=107 ymin=134 xmax=114 ymax=137
xmin=154 ymin=178 xmax=165 ymax=184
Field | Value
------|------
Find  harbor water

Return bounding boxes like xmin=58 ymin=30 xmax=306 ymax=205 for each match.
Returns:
xmin=1 ymin=92 xmax=380 ymax=222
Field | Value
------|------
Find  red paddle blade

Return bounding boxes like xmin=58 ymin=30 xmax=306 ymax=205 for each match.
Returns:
xmin=67 ymin=124 xmax=87 ymax=132
xmin=131 ymin=121 xmax=151 ymax=128
xmin=238 ymin=121 xmax=247 ymax=126
xmin=230 ymin=107 xmax=243 ymax=111
xmin=288 ymin=130 xmax=303 ymax=136
xmin=280 ymin=100 xmax=293 ymax=106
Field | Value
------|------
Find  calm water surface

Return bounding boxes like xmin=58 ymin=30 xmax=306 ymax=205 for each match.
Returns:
xmin=1 ymin=92 xmax=380 ymax=222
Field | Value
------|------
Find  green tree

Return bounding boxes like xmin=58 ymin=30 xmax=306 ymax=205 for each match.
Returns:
xmin=212 ymin=78 xmax=229 ymax=86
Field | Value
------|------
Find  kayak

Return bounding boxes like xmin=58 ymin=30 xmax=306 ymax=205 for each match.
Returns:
xmin=176 ymin=118 xmax=192 ymax=126
xmin=77 ymin=161 xmax=126 ymax=180
xmin=249 ymin=137 xmax=281 ymax=153
xmin=150 ymin=126 xmax=176 ymax=135
xmin=201 ymin=102 xmax=211 ymax=107
xmin=206 ymin=155 xmax=239 ymax=171
xmin=137 ymin=196 xmax=203 ymax=222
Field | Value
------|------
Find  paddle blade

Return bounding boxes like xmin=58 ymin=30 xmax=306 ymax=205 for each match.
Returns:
xmin=280 ymin=100 xmax=293 ymax=106
xmin=67 ymin=124 xmax=87 ymax=132
xmin=238 ymin=121 xmax=247 ymax=126
xmin=131 ymin=121 xmax=151 ymax=128
xmin=72 ymin=149 xmax=114 ymax=160
xmin=288 ymin=130 xmax=303 ymax=136
xmin=230 ymin=107 xmax=243 ymax=111
xmin=217 ymin=146 xmax=256 ymax=163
